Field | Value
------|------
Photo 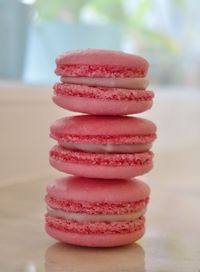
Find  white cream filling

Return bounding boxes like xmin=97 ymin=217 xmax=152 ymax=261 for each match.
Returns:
xmin=59 ymin=142 xmax=152 ymax=154
xmin=61 ymin=76 xmax=149 ymax=90
xmin=47 ymin=206 xmax=146 ymax=222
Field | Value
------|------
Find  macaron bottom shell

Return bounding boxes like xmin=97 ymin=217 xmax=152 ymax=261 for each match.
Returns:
xmin=53 ymin=95 xmax=153 ymax=115
xmin=49 ymin=145 xmax=153 ymax=179
xmin=50 ymin=157 xmax=153 ymax=179
xmin=45 ymin=224 xmax=145 ymax=247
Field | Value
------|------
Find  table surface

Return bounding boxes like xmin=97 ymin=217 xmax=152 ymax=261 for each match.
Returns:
xmin=1 ymin=86 xmax=200 ymax=272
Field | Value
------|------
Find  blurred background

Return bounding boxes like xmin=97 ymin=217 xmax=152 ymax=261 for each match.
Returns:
xmin=0 ymin=0 xmax=199 ymax=86
xmin=1 ymin=2 xmax=200 ymax=270
xmin=0 ymin=0 xmax=200 ymax=184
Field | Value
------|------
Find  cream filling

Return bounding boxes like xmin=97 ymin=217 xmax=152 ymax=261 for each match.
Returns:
xmin=47 ymin=206 xmax=146 ymax=222
xmin=61 ymin=76 xmax=149 ymax=89
xmin=59 ymin=142 xmax=152 ymax=154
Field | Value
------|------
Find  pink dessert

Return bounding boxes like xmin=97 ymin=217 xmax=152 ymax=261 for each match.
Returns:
xmin=53 ymin=49 xmax=154 ymax=115
xmin=45 ymin=176 xmax=150 ymax=247
xmin=49 ymin=115 xmax=156 ymax=179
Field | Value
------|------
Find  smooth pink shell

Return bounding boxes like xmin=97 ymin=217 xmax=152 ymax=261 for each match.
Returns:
xmin=50 ymin=115 xmax=157 ymax=144
xmin=46 ymin=176 xmax=150 ymax=203
xmin=55 ymin=49 xmax=149 ymax=78
xmin=56 ymin=49 xmax=148 ymax=68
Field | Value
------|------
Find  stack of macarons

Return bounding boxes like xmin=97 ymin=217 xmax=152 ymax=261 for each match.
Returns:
xmin=45 ymin=49 xmax=156 ymax=247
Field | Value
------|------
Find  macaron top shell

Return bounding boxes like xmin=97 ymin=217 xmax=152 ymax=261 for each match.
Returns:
xmin=55 ymin=49 xmax=149 ymax=78
xmin=50 ymin=115 xmax=157 ymax=144
xmin=46 ymin=176 xmax=150 ymax=203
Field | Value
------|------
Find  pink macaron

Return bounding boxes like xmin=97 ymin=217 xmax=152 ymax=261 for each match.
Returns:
xmin=45 ymin=176 xmax=150 ymax=247
xmin=49 ymin=115 xmax=156 ymax=179
xmin=53 ymin=49 xmax=154 ymax=115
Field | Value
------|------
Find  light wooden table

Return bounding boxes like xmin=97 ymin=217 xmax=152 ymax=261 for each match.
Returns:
xmin=0 ymin=83 xmax=200 ymax=271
